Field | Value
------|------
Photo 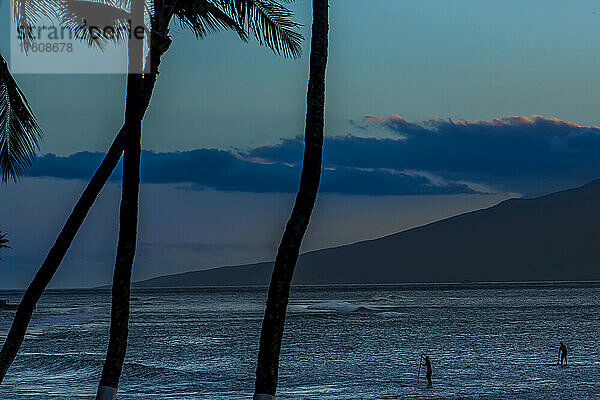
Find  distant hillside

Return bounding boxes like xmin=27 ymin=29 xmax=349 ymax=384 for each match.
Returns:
xmin=135 ymin=179 xmax=600 ymax=287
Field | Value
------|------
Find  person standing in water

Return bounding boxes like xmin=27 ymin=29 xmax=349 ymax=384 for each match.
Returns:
xmin=421 ymin=355 xmax=433 ymax=385
xmin=558 ymin=342 xmax=568 ymax=366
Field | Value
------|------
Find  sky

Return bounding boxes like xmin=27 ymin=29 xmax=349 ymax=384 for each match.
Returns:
xmin=2 ymin=0 xmax=600 ymax=287
xmin=3 ymin=0 xmax=600 ymax=153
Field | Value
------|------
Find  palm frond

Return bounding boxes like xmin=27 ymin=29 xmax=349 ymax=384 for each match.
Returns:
xmin=0 ymin=54 xmax=42 ymax=183
xmin=0 ymin=232 xmax=10 ymax=249
xmin=13 ymin=0 xmax=62 ymax=26
xmin=13 ymin=0 xmax=62 ymax=49
xmin=58 ymin=0 xmax=133 ymax=49
xmin=174 ymin=0 xmax=247 ymax=40
xmin=220 ymin=0 xmax=303 ymax=58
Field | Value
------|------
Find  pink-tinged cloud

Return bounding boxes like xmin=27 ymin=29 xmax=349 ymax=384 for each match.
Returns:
xmin=363 ymin=114 xmax=408 ymax=124
xmin=449 ymin=115 xmax=596 ymax=129
xmin=365 ymin=114 xmax=595 ymax=131
xmin=359 ymin=114 xmax=600 ymax=141
xmin=248 ymin=114 xmax=600 ymax=195
xmin=363 ymin=115 xmax=389 ymax=123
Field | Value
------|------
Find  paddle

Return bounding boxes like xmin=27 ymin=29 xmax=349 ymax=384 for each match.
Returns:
xmin=417 ymin=354 xmax=424 ymax=384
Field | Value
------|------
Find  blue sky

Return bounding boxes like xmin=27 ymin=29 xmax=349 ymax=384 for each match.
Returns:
xmin=2 ymin=0 xmax=600 ymax=287
xmin=3 ymin=0 xmax=600 ymax=154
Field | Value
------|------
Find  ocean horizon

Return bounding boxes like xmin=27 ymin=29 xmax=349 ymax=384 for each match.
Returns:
xmin=5 ymin=279 xmax=600 ymax=292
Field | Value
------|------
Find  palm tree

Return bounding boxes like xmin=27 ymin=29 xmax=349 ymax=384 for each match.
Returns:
xmin=98 ymin=1 xmax=302 ymax=395
xmin=0 ymin=0 xmax=180 ymax=384
xmin=0 ymin=0 xmax=159 ymax=382
xmin=96 ymin=1 xmax=146 ymax=397
xmin=0 ymin=0 xmax=303 ymax=388
xmin=0 ymin=53 xmax=42 ymax=182
xmin=0 ymin=232 xmax=11 ymax=261
xmin=254 ymin=0 xmax=328 ymax=398
xmin=0 ymin=48 xmax=40 ymax=272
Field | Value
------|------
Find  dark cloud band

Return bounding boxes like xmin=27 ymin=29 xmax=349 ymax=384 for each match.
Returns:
xmin=27 ymin=115 xmax=597 ymax=195
xmin=249 ymin=115 xmax=600 ymax=194
xmin=26 ymin=148 xmax=474 ymax=196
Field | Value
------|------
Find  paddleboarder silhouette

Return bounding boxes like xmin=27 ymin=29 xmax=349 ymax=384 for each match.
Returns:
xmin=419 ymin=355 xmax=432 ymax=386
xmin=559 ymin=342 xmax=568 ymax=366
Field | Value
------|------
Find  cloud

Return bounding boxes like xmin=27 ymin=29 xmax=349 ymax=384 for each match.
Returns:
xmin=248 ymin=115 xmax=600 ymax=194
xmin=27 ymin=114 xmax=597 ymax=195
xmin=26 ymin=148 xmax=474 ymax=196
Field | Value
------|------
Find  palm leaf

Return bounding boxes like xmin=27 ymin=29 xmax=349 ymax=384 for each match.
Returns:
xmin=13 ymin=0 xmax=62 ymax=50
xmin=13 ymin=0 xmax=132 ymax=49
xmin=174 ymin=0 xmax=247 ymax=40
xmin=220 ymin=0 xmax=303 ymax=58
xmin=173 ymin=0 xmax=302 ymax=58
xmin=0 ymin=232 xmax=9 ymax=249
xmin=13 ymin=0 xmax=61 ymax=21
xmin=58 ymin=0 xmax=133 ymax=49
xmin=0 ymin=54 xmax=42 ymax=183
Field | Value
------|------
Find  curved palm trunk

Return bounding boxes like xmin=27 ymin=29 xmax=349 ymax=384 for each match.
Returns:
xmin=0 ymin=127 xmax=126 ymax=383
xmin=0 ymin=22 xmax=170 ymax=389
xmin=254 ymin=1 xmax=329 ymax=398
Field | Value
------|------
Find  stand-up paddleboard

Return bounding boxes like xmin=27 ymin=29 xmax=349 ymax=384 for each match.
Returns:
xmin=389 ymin=380 xmax=415 ymax=388
xmin=253 ymin=394 xmax=275 ymax=400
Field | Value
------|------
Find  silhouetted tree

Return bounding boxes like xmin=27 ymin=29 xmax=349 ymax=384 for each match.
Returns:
xmin=0 ymin=0 xmax=302 ymax=389
xmin=0 ymin=232 xmax=10 ymax=261
xmin=254 ymin=0 xmax=329 ymax=398
xmin=0 ymin=0 xmax=162 ymax=383
xmin=95 ymin=1 xmax=146 ymax=397
xmin=98 ymin=3 xmax=301 ymax=398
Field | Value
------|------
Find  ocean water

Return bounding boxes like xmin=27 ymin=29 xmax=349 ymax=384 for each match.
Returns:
xmin=1 ymin=283 xmax=600 ymax=399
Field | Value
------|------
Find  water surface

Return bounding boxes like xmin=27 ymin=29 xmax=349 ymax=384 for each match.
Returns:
xmin=1 ymin=283 xmax=599 ymax=399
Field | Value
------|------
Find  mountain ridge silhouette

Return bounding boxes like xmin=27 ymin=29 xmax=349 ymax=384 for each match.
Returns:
xmin=135 ymin=178 xmax=600 ymax=287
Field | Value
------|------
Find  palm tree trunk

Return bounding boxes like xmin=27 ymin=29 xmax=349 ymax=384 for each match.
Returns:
xmin=0 ymin=18 xmax=171 ymax=389
xmin=97 ymin=0 xmax=145 ymax=396
xmin=96 ymin=89 xmax=143 ymax=397
xmin=254 ymin=1 xmax=329 ymax=398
